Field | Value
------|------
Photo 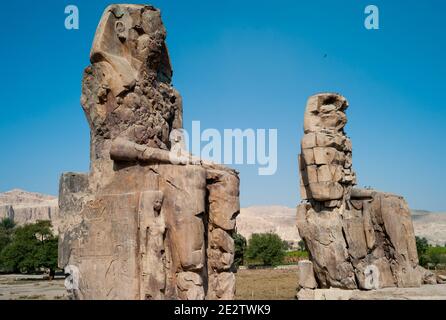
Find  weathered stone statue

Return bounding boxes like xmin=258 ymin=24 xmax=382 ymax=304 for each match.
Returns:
xmin=58 ymin=4 xmax=240 ymax=300
xmin=296 ymin=93 xmax=433 ymax=294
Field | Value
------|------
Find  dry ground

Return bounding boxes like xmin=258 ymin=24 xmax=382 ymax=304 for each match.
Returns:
xmin=0 ymin=274 xmax=67 ymax=300
xmin=0 ymin=268 xmax=299 ymax=300
xmin=235 ymin=267 xmax=298 ymax=300
xmin=0 ymin=268 xmax=444 ymax=300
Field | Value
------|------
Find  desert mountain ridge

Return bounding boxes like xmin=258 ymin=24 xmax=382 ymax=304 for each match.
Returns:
xmin=1 ymin=189 xmax=445 ymax=246
xmin=0 ymin=188 xmax=57 ymax=205
xmin=0 ymin=189 xmax=59 ymax=230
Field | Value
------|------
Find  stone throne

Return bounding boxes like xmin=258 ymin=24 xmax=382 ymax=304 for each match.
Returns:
xmin=58 ymin=4 xmax=239 ymax=300
xmin=296 ymin=93 xmax=432 ymax=294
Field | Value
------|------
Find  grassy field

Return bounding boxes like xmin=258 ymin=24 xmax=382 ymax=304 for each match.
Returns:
xmin=235 ymin=267 xmax=298 ymax=300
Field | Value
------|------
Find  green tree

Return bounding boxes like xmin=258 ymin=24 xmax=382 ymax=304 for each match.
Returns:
xmin=246 ymin=233 xmax=286 ymax=267
xmin=430 ymin=252 xmax=441 ymax=269
xmin=233 ymin=232 xmax=247 ymax=268
xmin=0 ymin=218 xmax=15 ymax=255
xmin=416 ymin=236 xmax=429 ymax=255
xmin=0 ymin=220 xmax=58 ymax=278
xmin=416 ymin=236 xmax=430 ymax=267
xmin=298 ymin=240 xmax=307 ymax=252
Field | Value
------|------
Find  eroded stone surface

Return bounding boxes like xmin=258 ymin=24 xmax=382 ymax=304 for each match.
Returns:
xmin=58 ymin=4 xmax=239 ymax=300
xmin=297 ymin=93 xmax=429 ymax=292
xmin=297 ymin=260 xmax=317 ymax=290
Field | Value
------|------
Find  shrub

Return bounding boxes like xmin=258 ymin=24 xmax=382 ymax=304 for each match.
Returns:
xmin=297 ymin=240 xmax=307 ymax=252
xmin=0 ymin=218 xmax=16 ymax=254
xmin=233 ymin=232 xmax=247 ymax=268
xmin=246 ymin=233 xmax=286 ymax=267
xmin=416 ymin=237 xmax=446 ymax=269
xmin=416 ymin=236 xmax=429 ymax=256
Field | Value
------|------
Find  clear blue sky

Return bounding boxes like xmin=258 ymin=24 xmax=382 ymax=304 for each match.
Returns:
xmin=1 ymin=0 xmax=445 ymax=211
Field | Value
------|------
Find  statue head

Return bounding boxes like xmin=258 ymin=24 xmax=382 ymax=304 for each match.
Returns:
xmin=304 ymin=93 xmax=348 ymax=134
xmin=81 ymin=4 xmax=183 ymax=166
xmin=153 ymin=192 xmax=164 ymax=214
xmin=90 ymin=4 xmax=173 ymax=96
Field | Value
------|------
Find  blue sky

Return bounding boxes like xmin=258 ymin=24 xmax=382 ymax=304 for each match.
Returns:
xmin=0 ymin=0 xmax=445 ymax=211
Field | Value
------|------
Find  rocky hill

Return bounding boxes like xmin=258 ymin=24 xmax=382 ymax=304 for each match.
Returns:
xmin=0 ymin=189 xmax=60 ymax=231
xmin=238 ymin=206 xmax=300 ymax=245
xmin=411 ymin=210 xmax=446 ymax=246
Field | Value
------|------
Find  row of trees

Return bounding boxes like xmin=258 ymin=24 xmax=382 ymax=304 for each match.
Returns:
xmin=416 ymin=236 xmax=446 ymax=269
xmin=0 ymin=218 xmax=58 ymax=278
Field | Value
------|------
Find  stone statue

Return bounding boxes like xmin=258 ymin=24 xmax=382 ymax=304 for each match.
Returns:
xmin=296 ymin=93 xmax=434 ymax=294
xmin=58 ymin=4 xmax=240 ymax=300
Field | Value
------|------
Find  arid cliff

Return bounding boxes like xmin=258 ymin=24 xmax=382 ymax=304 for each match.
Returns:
xmin=0 ymin=189 xmax=59 ymax=230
